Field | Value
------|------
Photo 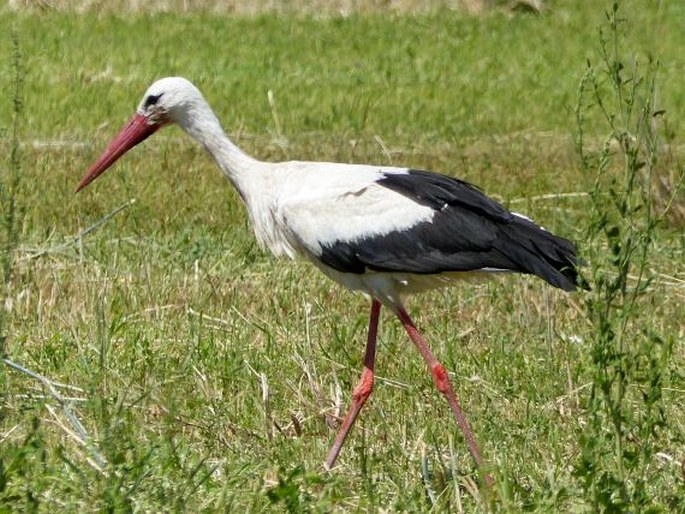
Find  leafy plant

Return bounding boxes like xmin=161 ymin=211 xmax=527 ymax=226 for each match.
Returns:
xmin=574 ymin=2 xmax=680 ymax=511
xmin=0 ymin=31 xmax=23 ymax=356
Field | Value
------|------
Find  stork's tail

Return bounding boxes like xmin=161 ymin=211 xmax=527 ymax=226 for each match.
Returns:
xmin=501 ymin=215 xmax=586 ymax=292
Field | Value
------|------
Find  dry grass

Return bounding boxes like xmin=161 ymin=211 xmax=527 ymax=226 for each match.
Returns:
xmin=653 ymin=150 xmax=685 ymax=228
xmin=8 ymin=0 xmax=539 ymax=15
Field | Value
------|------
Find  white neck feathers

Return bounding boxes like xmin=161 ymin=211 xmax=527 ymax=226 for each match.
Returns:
xmin=178 ymin=97 xmax=260 ymax=197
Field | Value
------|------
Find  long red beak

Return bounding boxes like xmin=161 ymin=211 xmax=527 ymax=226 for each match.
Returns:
xmin=76 ymin=113 xmax=161 ymax=192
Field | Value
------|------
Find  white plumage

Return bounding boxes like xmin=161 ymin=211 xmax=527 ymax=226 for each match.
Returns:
xmin=77 ymin=77 xmax=582 ymax=482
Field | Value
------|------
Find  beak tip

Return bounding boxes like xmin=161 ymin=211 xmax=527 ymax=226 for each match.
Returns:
xmin=75 ymin=178 xmax=90 ymax=193
xmin=76 ymin=112 xmax=156 ymax=195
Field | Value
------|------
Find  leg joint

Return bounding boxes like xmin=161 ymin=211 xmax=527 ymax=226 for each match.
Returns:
xmin=352 ymin=369 xmax=374 ymax=404
xmin=431 ymin=363 xmax=451 ymax=394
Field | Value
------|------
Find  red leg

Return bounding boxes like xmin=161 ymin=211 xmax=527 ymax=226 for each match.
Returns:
xmin=396 ymin=307 xmax=492 ymax=484
xmin=325 ymin=299 xmax=381 ymax=469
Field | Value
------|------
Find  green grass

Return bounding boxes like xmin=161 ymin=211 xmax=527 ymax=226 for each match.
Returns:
xmin=1 ymin=1 xmax=684 ymax=511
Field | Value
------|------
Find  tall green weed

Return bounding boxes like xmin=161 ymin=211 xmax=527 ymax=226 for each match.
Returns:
xmin=574 ymin=2 xmax=680 ymax=510
xmin=0 ymin=32 xmax=23 ymax=356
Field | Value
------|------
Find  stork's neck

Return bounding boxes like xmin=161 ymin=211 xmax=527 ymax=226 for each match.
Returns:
xmin=177 ymin=98 xmax=292 ymax=258
xmin=179 ymin=100 xmax=261 ymax=198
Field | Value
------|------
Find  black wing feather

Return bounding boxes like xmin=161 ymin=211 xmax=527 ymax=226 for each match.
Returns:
xmin=318 ymin=169 xmax=581 ymax=291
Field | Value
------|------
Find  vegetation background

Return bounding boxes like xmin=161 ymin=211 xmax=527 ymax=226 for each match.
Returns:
xmin=0 ymin=0 xmax=683 ymax=511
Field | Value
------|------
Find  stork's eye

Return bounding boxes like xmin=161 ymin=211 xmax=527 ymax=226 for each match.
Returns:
xmin=144 ymin=93 xmax=163 ymax=108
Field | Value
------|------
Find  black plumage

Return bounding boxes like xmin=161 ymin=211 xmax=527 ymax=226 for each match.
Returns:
xmin=319 ymin=169 xmax=580 ymax=291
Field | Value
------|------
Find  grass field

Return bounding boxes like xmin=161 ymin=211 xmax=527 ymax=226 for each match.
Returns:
xmin=1 ymin=1 xmax=684 ymax=511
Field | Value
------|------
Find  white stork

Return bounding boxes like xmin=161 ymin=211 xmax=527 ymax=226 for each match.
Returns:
xmin=77 ymin=77 xmax=581 ymax=482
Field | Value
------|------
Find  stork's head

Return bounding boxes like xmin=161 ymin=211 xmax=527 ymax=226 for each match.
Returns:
xmin=136 ymin=77 xmax=205 ymax=126
xmin=76 ymin=77 xmax=203 ymax=192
